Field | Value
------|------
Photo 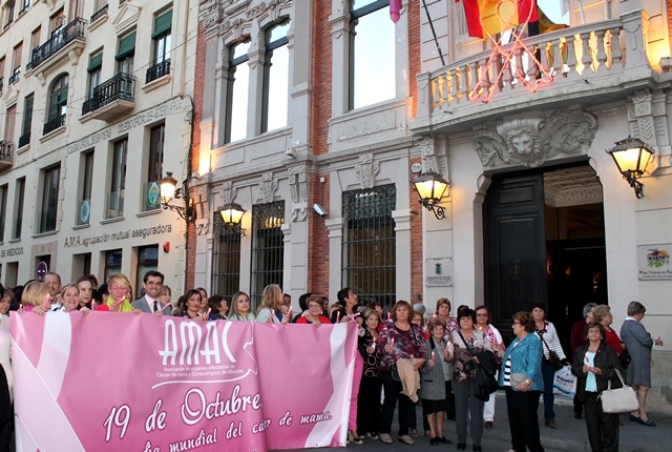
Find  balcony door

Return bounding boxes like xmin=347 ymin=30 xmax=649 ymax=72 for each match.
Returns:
xmin=69 ymin=0 xmax=84 ymax=20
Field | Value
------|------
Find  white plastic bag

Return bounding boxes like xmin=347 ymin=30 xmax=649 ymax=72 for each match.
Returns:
xmin=552 ymin=366 xmax=577 ymax=397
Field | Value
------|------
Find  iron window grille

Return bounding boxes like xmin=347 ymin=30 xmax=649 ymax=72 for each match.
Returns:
xmin=250 ymin=201 xmax=285 ymax=310
xmin=211 ymin=215 xmax=243 ymax=303
xmin=342 ymin=184 xmax=397 ymax=308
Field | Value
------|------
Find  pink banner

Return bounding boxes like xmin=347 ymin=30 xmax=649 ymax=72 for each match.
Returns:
xmin=10 ymin=312 xmax=357 ymax=452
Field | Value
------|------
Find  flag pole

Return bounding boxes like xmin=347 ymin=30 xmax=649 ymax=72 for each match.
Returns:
xmin=421 ymin=0 xmax=446 ymax=66
xmin=577 ymin=0 xmax=587 ymax=24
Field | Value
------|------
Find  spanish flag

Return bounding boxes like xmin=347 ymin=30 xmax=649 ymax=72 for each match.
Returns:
xmin=458 ymin=0 xmax=539 ymax=38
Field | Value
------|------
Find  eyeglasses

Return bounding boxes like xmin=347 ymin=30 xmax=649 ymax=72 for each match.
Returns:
xmin=512 ymin=322 xmax=521 ymax=327
xmin=109 ymin=286 xmax=127 ymax=291
xmin=308 ymin=304 xmax=321 ymax=309
xmin=476 ymin=313 xmax=488 ymax=317
xmin=588 ymin=329 xmax=601 ymax=334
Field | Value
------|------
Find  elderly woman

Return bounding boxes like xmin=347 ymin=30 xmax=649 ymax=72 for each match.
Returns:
xmin=419 ymin=317 xmax=452 ymax=446
xmin=475 ymin=305 xmax=505 ymax=429
xmin=571 ymin=322 xmax=622 ymax=452
xmin=60 ymin=285 xmax=81 ymax=312
xmin=435 ymin=297 xmax=458 ymax=420
xmin=448 ymin=308 xmax=501 ymax=452
xmin=377 ymin=300 xmax=427 ymax=445
xmin=228 ymin=292 xmax=255 ymax=321
xmin=620 ymin=301 xmax=663 ymax=427
xmin=96 ymin=274 xmax=133 ymax=312
xmin=255 ymin=284 xmax=289 ymax=324
xmin=75 ymin=276 xmax=95 ymax=310
xmin=499 ymin=311 xmax=545 ymax=452
xmin=531 ymin=302 xmax=567 ymax=429
xmin=570 ymin=302 xmax=597 ymax=420
xmin=295 ymin=295 xmax=330 ymax=325
xmin=592 ymin=305 xmax=624 ymax=357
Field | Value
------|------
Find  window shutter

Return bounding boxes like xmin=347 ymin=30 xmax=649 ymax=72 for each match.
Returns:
xmin=47 ymin=91 xmax=59 ymax=121
xmin=115 ymin=32 xmax=136 ymax=60
xmin=22 ymin=96 xmax=33 ymax=135
xmin=152 ymin=10 xmax=172 ymax=38
xmin=87 ymin=53 xmax=103 ymax=72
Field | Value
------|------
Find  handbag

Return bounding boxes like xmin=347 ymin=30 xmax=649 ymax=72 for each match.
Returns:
xmin=619 ymin=347 xmax=631 ymax=369
xmin=537 ymin=332 xmax=563 ymax=371
xmin=458 ymin=332 xmax=498 ymax=401
xmin=597 ymin=369 xmax=639 ymax=413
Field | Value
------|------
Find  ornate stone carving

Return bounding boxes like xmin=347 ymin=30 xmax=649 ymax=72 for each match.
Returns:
xmin=355 ymin=154 xmax=380 ymax=189
xmin=627 ymin=90 xmax=669 ymax=152
xmin=288 ymin=165 xmax=308 ymax=222
xmin=473 ymin=110 xmax=598 ymax=168
xmin=260 ymin=172 xmax=278 ymax=203
xmin=220 ymin=181 xmax=237 ymax=205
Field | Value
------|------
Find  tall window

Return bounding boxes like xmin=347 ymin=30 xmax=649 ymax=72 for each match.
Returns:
xmin=39 ymin=165 xmax=60 ymax=233
xmin=19 ymin=0 xmax=30 ymax=16
xmin=211 ymin=215 xmax=242 ymax=302
xmin=0 ymin=185 xmax=7 ymax=242
xmin=10 ymin=42 xmax=21 ymax=84
xmin=78 ymin=151 xmax=93 ymax=225
xmin=0 ymin=58 xmax=5 ymax=89
xmin=107 ymin=139 xmax=127 ymax=218
xmin=68 ymin=0 xmax=84 ymax=19
xmin=349 ymin=0 xmax=395 ymax=110
xmin=46 ymin=74 xmax=68 ymax=132
xmin=116 ymin=31 xmax=135 ymax=75
xmin=13 ymin=177 xmax=24 ymax=239
xmin=342 ymin=184 xmax=396 ymax=307
xmin=4 ymin=105 xmax=16 ymax=143
xmin=30 ymin=27 xmax=40 ymax=51
xmin=104 ymin=249 xmax=122 ymax=282
xmin=20 ymin=93 xmax=33 ymax=147
xmin=144 ymin=124 xmax=164 ymax=211
xmin=147 ymin=9 xmax=171 ymax=83
xmin=135 ymin=245 xmax=158 ymax=297
xmin=87 ymin=52 xmax=102 ymax=99
xmin=250 ymin=201 xmax=285 ymax=308
xmin=3 ymin=1 xmax=15 ymax=29
xmin=261 ymin=21 xmax=290 ymax=133
xmin=50 ymin=9 xmax=64 ymax=36
xmin=225 ymin=41 xmax=250 ymax=143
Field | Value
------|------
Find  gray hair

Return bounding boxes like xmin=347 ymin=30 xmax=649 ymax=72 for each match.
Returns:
xmin=583 ymin=302 xmax=598 ymax=318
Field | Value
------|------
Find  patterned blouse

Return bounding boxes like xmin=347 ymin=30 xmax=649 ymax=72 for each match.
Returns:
xmin=358 ymin=329 xmax=381 ymax=377
xmin=377 ymin=320 xmax=427 ymax=371
xmin=450 ymin=329 xmax=493 ymax=383
xmin=440 ymin=316 xmax=460 ymax=342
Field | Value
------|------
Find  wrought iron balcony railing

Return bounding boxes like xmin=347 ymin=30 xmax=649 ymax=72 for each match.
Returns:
xmin=18 ymin=132 xmax=30 ymax=148
xmin=90 ymin=4 xmax=108 ymax=23
xmin=43 ymin=114 xmax=66 ymax=135
xmin=0 ymin=77 xmax=4 ymax=93
xmin=146 ymin=59 xmax=171 ymax=84
xmin=27 ymin=18 xmax=86 ymax=71
xmin=0 ymin=141 xmax=14 ymax=161
xmin=82 ymin=73 xmax=135 ymax=114
xmin=8 ymin=68 xmax=20 ymax=85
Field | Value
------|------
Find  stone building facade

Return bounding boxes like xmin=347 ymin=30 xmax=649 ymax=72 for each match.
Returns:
xmin=194 ymin=0 xmax=672 ymax=410
xmin=0 ymin=0 xmax=198 ymax=294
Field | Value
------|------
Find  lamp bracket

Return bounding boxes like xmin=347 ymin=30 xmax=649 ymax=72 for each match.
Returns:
xmin=419 ymin=199 xmax=446 ymax=220
xmin=624 ymin=170 xmax=645 ymax=199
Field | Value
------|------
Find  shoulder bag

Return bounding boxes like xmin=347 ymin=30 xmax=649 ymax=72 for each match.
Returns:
xmin=597 ymin=369 xmax=639 ymax=413
xmin=537 ymin=331 xmax=563 ymax=371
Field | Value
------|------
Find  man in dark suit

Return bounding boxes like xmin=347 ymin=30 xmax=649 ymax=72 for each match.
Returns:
xmin=131 ymin=270 xmax=170 ymax=315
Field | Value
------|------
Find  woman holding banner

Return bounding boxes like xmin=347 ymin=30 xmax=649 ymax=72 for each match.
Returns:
xmin=228 ymin=291 xmax=255 ymax=321
xmin=377 ymin=300 xmax=426 ymax=445
xmin=96 ymin=274 xmax=133 ymax=312
xmin=356 ymin=307 xmax=383 ymax=441
xmin=255 ymin=284 xmax=289 ymax=324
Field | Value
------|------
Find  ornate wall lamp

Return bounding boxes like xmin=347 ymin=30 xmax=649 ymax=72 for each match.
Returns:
xmin=413 ymin=171 xmax=449 ymax=220
xmin=216 ymin=202 xmax=247 ymax=236
xmin=159 ymin=172 xmax=197 ymax=223
xmin=606 ymin=137 xmax=655 ymax=199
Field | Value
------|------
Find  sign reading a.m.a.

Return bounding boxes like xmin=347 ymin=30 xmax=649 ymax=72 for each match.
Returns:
xmin=425 ymin=257 xmax=453 ymax=287
xmin=638 ymin=245 xmax=672 ymax=280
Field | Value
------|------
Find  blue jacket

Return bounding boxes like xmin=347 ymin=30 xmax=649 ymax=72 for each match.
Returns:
xmin=498 ymin=333 xmax=544 ymax=392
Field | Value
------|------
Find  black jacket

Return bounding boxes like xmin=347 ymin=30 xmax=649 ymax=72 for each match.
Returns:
xmin=571 ymin=342 xmax=623 ymax=402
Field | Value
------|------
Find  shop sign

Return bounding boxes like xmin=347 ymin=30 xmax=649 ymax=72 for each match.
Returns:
xmin=638 ymin=244 xmax=672 ymax=280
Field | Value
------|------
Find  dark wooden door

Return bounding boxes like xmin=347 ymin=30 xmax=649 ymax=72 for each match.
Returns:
xmin=484 ymin=173 xmax=547 ymax=341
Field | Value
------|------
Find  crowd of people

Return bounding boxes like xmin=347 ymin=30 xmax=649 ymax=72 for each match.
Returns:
xmin=0 ymin=269 xmax=664 ymax=452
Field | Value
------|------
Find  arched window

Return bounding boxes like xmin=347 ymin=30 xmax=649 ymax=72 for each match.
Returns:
xmin=48 ymin=74 xmax=69 ymax=122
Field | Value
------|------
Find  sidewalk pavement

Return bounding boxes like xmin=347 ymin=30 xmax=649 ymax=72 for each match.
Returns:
xmin=283 ymin=392 xmax=670 ymax=451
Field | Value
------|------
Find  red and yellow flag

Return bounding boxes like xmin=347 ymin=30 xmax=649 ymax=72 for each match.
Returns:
xmin=457 ymin=0 xmax=539 ymax=38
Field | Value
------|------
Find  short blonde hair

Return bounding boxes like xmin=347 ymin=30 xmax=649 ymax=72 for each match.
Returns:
xmin=22 ymin=282 xmax=51 ymax=307
xmin=591 ymin=305 xmax=611 ymax=324
xmin=60 ymin=284 xmax=80 ymax=299
xmin=107 ymin=273 xmax=130 ymax=288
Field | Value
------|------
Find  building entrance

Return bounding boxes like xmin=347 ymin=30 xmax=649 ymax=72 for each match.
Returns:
xmin=484 ymin=163 xmax=606 ymax=351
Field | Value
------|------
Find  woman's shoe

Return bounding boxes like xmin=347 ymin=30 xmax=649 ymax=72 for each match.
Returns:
xmin=411 ymin=429 xmax=419 ymax=437
xmin=473 ymin=446 xmax=482 ymax=452
xmin=430 ymin=437 xmax=439 ymax=446
xmin=367 ymin=432 xmax=379 ymax=440
xmin=629 ymin=413 xmax=641 ymax=422
xmin=637 ymin=418 xmax=657 ymax=427
xmin=399 ymin=434 xmax=415 ymax=445
xmin=348 ymin=430 xmax=363 ymax=444
xmin=457 ymin=444 xmax=466 ymax=451
xmin=438 ymin=436 xmax=452 ymax=444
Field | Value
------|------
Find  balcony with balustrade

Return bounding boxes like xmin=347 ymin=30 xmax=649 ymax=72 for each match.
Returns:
xmin=82 ymin=73 xmax=135 ymax=122
xmin=26 ymin=18 xmax=87 ymax=82
xmin=0 ymin=141 xmax=14 ymax=171
xmin=412 ymin=10 xmax=667 ymax=136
